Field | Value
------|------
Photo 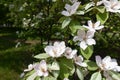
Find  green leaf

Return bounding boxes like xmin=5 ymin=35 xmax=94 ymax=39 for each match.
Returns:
xmin=80 ymin=46 xmax=93 ymax=59
xmin=90 ymin=71 xmax=102 ymax=80
xmin=86 ymin=60 xmax=98 ymax=71
xmin=35 ymin=76 xmax=41 ymax=80
xmin=108 ymin=71 xmax=120 ymax=80
xmin=43 ymin=76 xmax=56 ymax=80
xmin=58 ymin=17 xmax=66 ymax=23
xmin=96 ymin=12 xmax=109 ymax=24
xmin=48 ymin=61 xmax=60 ymax=70
xmin=26 ymin=72 xmax=37 ymax=80
xmin=62 ymin=17 xmax=71 ymax=28
xmin=76 ymin=67 xmax=84 ymax=80
xmin=59 ymin=57 xmax=75 ymax=79
xmin=102 ymin=78 xmax=105 ymax=80
xmin=96 ymin=32 xmax=107 ymax=43
xmin=96 ymin=6 xmax=105 ymax=13
xmin=25 ymin=70 xmax=35 ymax=78
xmin=52 ymin=70 xmax=60 ymax=78
xmin=69 ymin=21 xmax=82 ymax=34
xmin=34 ymin=53 xmax=50 ymax=59
xmin=85 ymin=2 xmax=93 ymax=10
xmin=76 ymin=11 xmax=84 ymax=15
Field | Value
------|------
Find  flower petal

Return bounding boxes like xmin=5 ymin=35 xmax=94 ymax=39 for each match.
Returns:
xmin=86 ymin=38 xmax=96 ymax=45
xmin=94 ymin=21 xmax=100 ymax=28
xmin=95 ymin=55 xmax=102 ymax=68
xmin=73 ymin=36 xmax=78 ymax=41
xmin=61 ymin=11 xmax=70 ymax=16
xmin=36 ymin=70 xmax=43 ymax=76
xmin=65 ymin=4 xmax=71 ymax=10
xmin=44 ymin=46 xmax=55 ymax=57
xmin=24 ymin=64 xmax=33 ymax=72
xmin=83 ymin=25 xmax=91 ymax=30
xmin=102 ymin=56 xmax=111 ymax=63
xmin=43 ymin=71 xmax=49 ymax=77
xmin=88 ymin=20 xmax=93 ymax=28
xmin=103 ymin=1 xmax=111 ymax=8
xmin=80 ymin=41 xmax=87 ymax=50
xmin=79 ymin=62 xmax=87 ymax=67
xmin=77 ymin=29 xmax=85 ymax=39
xmin=86 ymin=30 xmax=95 ymax=38
xmin=94 ymin=25 xmax=104 ymax=30
xmin=115 ymin=66 xmax=120 ymax=72
xmin=71 ymin=2 xmax=80 ymax=14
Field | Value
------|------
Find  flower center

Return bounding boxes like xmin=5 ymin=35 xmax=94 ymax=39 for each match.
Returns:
xmin=53 ymin=49 xmax=57 ymax=55
xmin=101 ymin=63 xmax=106 ymax=70
xmin=92 ymin=23 xmax=95 ymax=28
xmin=41 ymin=67 xmax=46 ymax=73
xmin=111 ymin=3 xmax=118 ymax=9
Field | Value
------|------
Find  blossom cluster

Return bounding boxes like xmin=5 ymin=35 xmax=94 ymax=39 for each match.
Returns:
xmin=23 ymin=0 xmax=120 ymax=80
xmin=23 ymin=41 xmax=87 ymax=78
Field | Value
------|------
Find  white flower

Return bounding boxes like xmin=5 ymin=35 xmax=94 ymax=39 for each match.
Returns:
xmin=61 ymin=2 xmax=80 ymax=16
xmin=95 ymin=55 xmax=120 ymax=72
xmin=74 ymin=55 xmax=87 ymax=67
xmin=24 ymin=64 xmax=34 ymax=72
xmin=73 ymin=29 xmax=96 ymax=50
xmin=44 ymin=41 xmax=66 ymax=57
xmin=83 ymin=20 xmax=104 ymax=32
xmin=103 ymin=0 xmax=120 ymax=13
xmin=64 ymin=47 xmax=77 ymax=59
xmin=63 ymin=78 xmax=69 ymax=80
xmin=34 ymin=60 xmax=48 ymax=77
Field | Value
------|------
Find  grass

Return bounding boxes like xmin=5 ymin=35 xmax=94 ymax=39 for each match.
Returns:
xmin=0 ymin=27 xmax=35 ymax=80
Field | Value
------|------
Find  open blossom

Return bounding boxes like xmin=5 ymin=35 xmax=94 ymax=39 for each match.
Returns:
xmin=74 ymin=55 xmax=87 ymax=67
xmin=61 ymin=2 xmax=80 ymax=16
xmin=95 ymin=55 xmax=120 ymax=72
xmin=24 ymin=64 xmax=34 ymax=72
xmin=83 ymin=20 xmax=104 ymax=32
xmin=73 ymin=29 xmax=96 ymax=50
xmin=44 ymin=41 xmax=66 ymax=57
xmin=64 ymin=47 xmax=77 ymax=59
xmin=103 ymin=0 xmax=120 ymax=13
xmin=34 ymin=60 xmax=48 ymax=77
xmin=63 ymin=78 xmax=69 ymax=80
xmin=24 ymin=60 xmax=49 ymax=77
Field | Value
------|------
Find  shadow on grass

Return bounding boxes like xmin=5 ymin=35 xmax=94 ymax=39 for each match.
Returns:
xmin=0 ymin=46 xmax=34 ymax=80
xmin=0 ymin=27 xmax=34 ymax=80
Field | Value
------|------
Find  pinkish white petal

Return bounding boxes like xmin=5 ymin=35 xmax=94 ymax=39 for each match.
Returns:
xmin=24 ymin=64 xmax=34 ymax=72
xmin=102 ymin=56 xmax=111 ymax=63
xmin=86 ymin=38 xmax=96 ymax=45
xmin=94 ymin=21 xmax=100 ymax=28
xmin=95 ymin=55 xmax=102 ymax=68
xmin=44 ymin=46 xmax=55 ymax=57
xmin=64 ymin=47 xmax=77 ymax=59
xmin=77 ymin=29 xmax=85 ymax=38
xmin=94 ymin=25 xmax=104 ymax=30
xmin=61 ymin=11 xmax=71 ymax=16
xmin=88 ymin=20 xmax=93 ymax=28
xmin=80 ymin=41 xmax=87 ymax=50
xmin=65 ymin=4 xmax=71 ymax=10
xmin=86 ymin=30 xmax=95 ymax=38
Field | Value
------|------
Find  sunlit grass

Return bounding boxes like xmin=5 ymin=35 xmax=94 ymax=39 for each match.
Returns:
xmin=0 ymin=28 xmax=34 ymax=80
